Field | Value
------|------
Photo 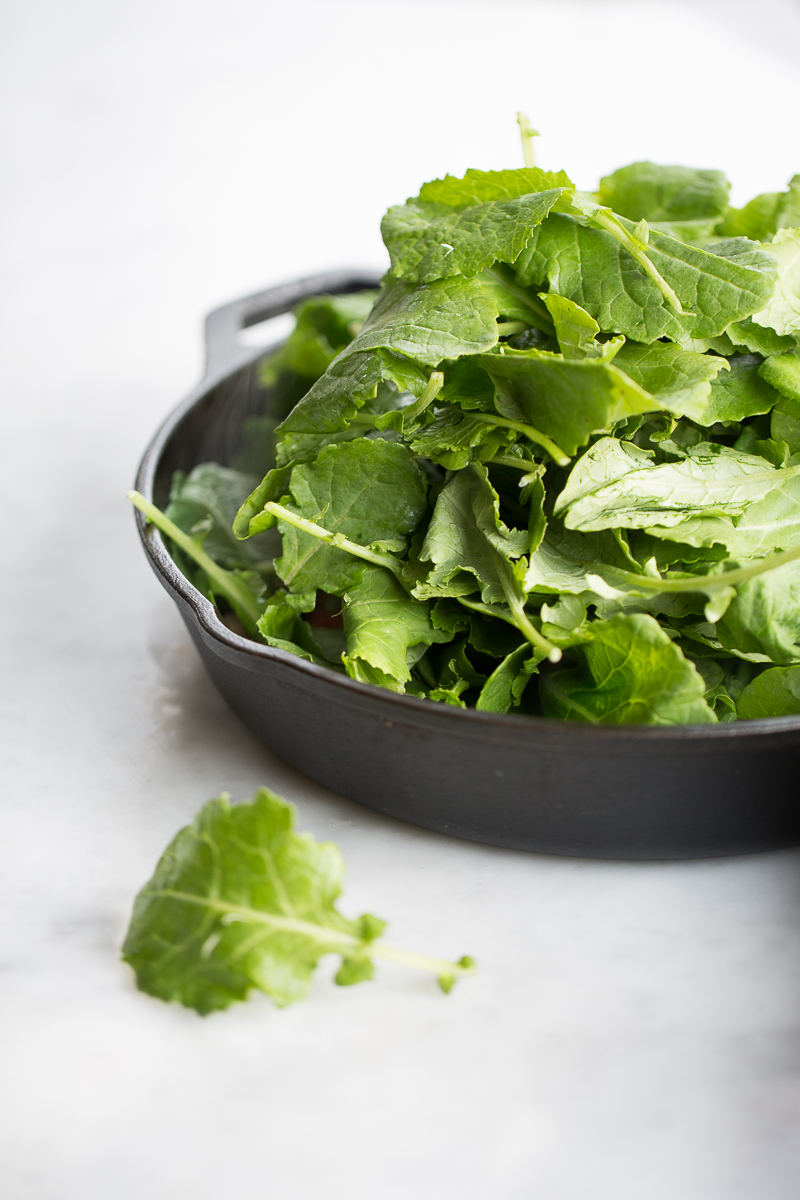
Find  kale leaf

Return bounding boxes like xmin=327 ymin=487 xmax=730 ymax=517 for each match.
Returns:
xmin=123 ymin=788 xmax=475 ymax=1013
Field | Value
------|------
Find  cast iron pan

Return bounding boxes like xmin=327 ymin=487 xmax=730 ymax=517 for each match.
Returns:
xmin=134 ymin=271 xmax=800 ymax=860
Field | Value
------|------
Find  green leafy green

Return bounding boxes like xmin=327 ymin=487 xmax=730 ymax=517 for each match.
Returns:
xmin=715 ymin=558 xmax=800 ymax=664
xmin=342 ymin=566 xmax=449 ymax=690
xmin=382 ymin=167 xmax=571 ymax=284
xmin=540 ymin=614 xmax=716 ymax=724
xmin=261 ymin=291 xmax=378 ymax=384
xmin=737 ymin=666 xmax=800 ymax=719
xmin=598 ymin=162 xmax=730 ymax=223
xmin=694 ymin=353 xmax=781 ymax=425
xmin=556 ymin=437 xmax=796 ymax=534
xmin=340 ymin=273 xmax=500 ymax=366
xmin=752 ymin=229 xmax=800 ymax=337
xmin=274 ymin=439 xmax=427 ymax=595
xmin=123 ymin=788 xmax=475 ymax=1013
xmin=143 ymin=134 xmax=800 ymax=727
xmin=612 ymin=340 xmax=729 ymax=420
xmin=475 ymin=345 xmax=658 ymax=457
xmin=514 ymin=216 xmax=777 ymax=343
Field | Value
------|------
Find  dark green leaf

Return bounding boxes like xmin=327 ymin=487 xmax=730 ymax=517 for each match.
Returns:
xmin=514 ymin=215 xmax=777 ymax=343
xmin=342 ymin=566 xmax=450 ymax=690
xmin=475 ymin=346 xmax=658 ymax=457
xmin=382 ymin=167 xmax=571 ymax=284
xmin=275 ymin=439 xmax=427 ymax=595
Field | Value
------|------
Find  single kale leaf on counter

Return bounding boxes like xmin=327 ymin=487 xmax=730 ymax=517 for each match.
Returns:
xmin=129 ymin=120 xmax=800 ymax=724
xmin=123 ymin=788 xmax=475 ymax=1014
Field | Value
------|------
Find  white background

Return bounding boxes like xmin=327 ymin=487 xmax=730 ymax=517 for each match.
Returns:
xmin=3 ymin=2 xmax=800 ymax=1196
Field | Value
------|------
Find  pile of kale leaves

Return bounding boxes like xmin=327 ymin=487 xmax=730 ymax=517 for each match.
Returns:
xmin=145 ymin=154 xmax=800 ymax=725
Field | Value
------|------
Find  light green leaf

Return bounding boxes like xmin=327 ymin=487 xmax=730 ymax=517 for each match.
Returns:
xmin=514 ymin=215 xmax=777 ymax=343
xmin=524 ymin=524 xmax=644 ymax=596
xmin=540 ymin=613 xmax=716 ymax=725
xmin=122 ymin=788 xmax=475 ymax=1013
xmin=340 ymin=274 xmax=500 ymax=366
xmin=727 ymin=318 xmax=797 ymax=356
xmin=382 ymin=167 xmax=571 ymax=284
xmin=737 ymin=666 xmax=800 ymax=719
xmin=275 ymin=439 xmax=427 ymax=595
xmin=645 ymin=473 xmax=800 ymax=556
xmin=715 ymin=558 xmax=800 ymax=664
xmin=342 ymin=566 xmax=450 ymax=690
xmin=598 ymin=162 xmax=730 ymax=223
xmin=541 ymin=293 xmax=623 ymax=360
xmin=556 ymin=437 xmax=795 ymax=533
xmin=751 ymin=228 xmax=800 ymax=336
xmin=260 ymin=291 xmax=378 ymax=385
xmin=612 ymin=340 xmax=729 ymax=420
xmin=760 ymin=349 xmax=800 ymax=403
xmin=717 ymin=176 xmax=800 ymax=242
xmin=122 ymin=788 xmax=388 ymax=1013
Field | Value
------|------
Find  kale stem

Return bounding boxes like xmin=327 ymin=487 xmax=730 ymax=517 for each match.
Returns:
xmin=400 ymin=369 xmax=444 ymax=426
xmin=263 ymin=501 xmax=406 ymax=578
xmin=474 ymin=413 xmax=571 ymax=467
xmin=127 ymin=491 xmax=262 ymax=633
xmin=486 ymin=454 xmax=541 ymax=472
xmin=516 ymin=112 xmax=539 ymax=169
xmin=496 ymin=558 xmax=562 ymax=661
xmin=152 ymin=889 xmax=475 ymax=986
xmin=590 ymin=208 xmax=684 ymax=314
xmin=602 ymin=541 xmax=800 ymax=595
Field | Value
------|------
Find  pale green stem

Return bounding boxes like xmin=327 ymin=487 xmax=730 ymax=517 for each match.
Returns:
xmin=497 ymin=320 xmax=529 ymax=336
xmin=457 ymin=592 xmax=561 ymax=663
xmin=152 ymin=889 xmax=476 ymax=982
xmin=603 ymin=540 xmax=800 ymax=595
xmin=127 ymin=491 xmax=261 ymax=633
xmin=517 ymin=111 xmax=539 ymax=169
xmin=474 ymin=413 xmax=571 ymax=467
xmin=487 ymin=455 xmax=541 ymax=472
xmin=590 ymin=208 xmax=683 ymax=313
xmin=497 ymin=560 xmax=562 ymax=662
xmin=263 ymin=501 xmax=406 ymax=578
xmin=400 ymin=370 xmax=444 ymax=425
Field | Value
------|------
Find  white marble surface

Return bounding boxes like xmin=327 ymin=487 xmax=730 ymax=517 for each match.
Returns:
xmin=4 ymin=2 xmax=800 ymax=1196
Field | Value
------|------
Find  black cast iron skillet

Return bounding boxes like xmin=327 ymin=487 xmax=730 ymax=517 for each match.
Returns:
xmin=134 ymin=271 xmax=800 ymax=860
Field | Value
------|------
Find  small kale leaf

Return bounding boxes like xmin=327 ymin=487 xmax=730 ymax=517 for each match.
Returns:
xmin=598 ymin=162 xmax=730 ymax=224
xmin=751 ymin=229 xmax=800 ymax=338
xmin=274 ymin=439 xmax=427 ymax=595
xmin=555 ymin=437 xmax=794 ymax=534
xmin=339 ymin=273 xmax=500 ymax=366
xmin=122 ymin=788 xmax=475 ymax=1013
xmin=737 ymin=666 xmax=800 ymax=719
xmin=342 ymin=566 xmax=451 ymax=691
xmin=540 ymin=613 xmax=716 ymax=725
xmin=382 ymin=167 xmax=571 ymax=284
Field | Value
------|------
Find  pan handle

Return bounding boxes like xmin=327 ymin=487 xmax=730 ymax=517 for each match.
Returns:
xmin=202 ymin=269 xmax=383 ymax=381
